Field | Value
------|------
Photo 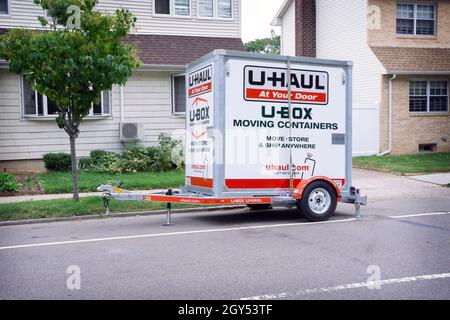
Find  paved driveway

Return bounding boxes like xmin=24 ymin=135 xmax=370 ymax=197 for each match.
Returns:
xmin=0 ymin=169 xmax=449 ymax=300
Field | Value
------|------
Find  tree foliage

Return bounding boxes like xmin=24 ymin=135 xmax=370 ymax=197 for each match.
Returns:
xmin=0 ymin=0 xmax=141 ymax=200
xmin=244 ymin=30 xmax=280 ymax=55
xmin=0 ymin=0 xmax=141 ymax=137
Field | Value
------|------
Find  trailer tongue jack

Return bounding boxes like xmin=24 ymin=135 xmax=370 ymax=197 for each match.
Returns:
xmin=163 ymin=188 xmax=174 ymax=226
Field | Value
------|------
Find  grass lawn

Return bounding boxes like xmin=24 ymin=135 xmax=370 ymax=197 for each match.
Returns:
xmin=36 ymin=170 xmax=185 ymax=194
xmin=353 ymin=152 xmax=450 ymax=175
xmin=0 ymin=196 xmax=197 ymax=222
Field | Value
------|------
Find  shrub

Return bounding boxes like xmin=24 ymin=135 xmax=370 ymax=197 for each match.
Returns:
xmin=43 ymin=153 xmax=72 ymax=171
xmin=84 ymin=150 xmax=121 ymax=173
xmin=0 ymin=172 xmax=21 ymax=192
xmin=78 ymin=135 xmax=184 ymax=173
xmin=78 ymin=157 xmax=93 ymax=170
xmin=151 ymin=133 xmax=183 ymax=171
xmin=121 ymin=139 xmax=152 ymax=173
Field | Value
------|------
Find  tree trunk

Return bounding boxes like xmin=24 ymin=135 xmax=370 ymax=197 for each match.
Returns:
xmin=69 ymin=134 xmax=79 ymax=201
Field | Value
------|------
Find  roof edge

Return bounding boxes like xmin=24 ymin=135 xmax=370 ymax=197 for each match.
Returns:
xmin=271 ymin=0 xmax=293 ymax=26
xmin=386 ymin=70 xmax=450 ymax=75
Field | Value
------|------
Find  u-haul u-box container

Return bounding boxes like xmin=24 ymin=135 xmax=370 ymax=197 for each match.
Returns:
xmin=100 ymin=50 xmax=366 ymax=222
xmin=183 ymin=50 xmax=364 ymax=220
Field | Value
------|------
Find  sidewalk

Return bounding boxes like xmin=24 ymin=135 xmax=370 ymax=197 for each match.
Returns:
xmin=1 ymin=169 xmax=449 ymax=205
xmin=409 ymin=173 xmax=450 ymax=185
xmin=0 ymin=189 xmax=168 ymax=204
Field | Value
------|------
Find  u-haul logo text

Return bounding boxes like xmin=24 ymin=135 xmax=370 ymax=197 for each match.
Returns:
xmin=244 ymin=65 xmax=329 ymax=105
xmin=188 ymin=64 xmax=213 ymax=98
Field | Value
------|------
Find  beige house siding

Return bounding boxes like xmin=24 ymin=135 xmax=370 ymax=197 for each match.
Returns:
xmin=315 ymin=0 xmax=385 ymax=155
xmin=368 ymin=0 xmax=450 ymax=48
xmin=379 ymin=75 xmax=450 ymax=154
xmin=0 ymin=68 xmax=185 ymax=162
xmin=280 ymin=0 xmax=296 ymax=56
xmin=0 ymin=0 xmax=241 ymax=38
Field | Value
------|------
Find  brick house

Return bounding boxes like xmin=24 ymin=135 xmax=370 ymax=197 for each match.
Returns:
xmin=272 ymin=0 xmax=450 ymax=155
xmin=0 ymin=0 xmax=245 ymax=170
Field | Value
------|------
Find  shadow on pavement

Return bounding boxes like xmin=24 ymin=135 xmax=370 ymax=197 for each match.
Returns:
xmin=189 ymin=207 xmax=354 ymax=226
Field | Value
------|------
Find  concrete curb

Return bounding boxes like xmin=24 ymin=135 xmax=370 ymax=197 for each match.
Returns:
xmin=0 ymin=205 xmax=247 ymax=227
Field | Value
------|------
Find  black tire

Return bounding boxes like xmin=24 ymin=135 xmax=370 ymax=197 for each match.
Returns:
xmin=297 ymin=181 xmax=337 ymax=222
xmin=247 ymin=204 xmax=273 ymax=211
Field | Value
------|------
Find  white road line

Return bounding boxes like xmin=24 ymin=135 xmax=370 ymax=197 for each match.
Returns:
xmin=240 ymin=272 xmax=450 ymax=300
xmin=390 ymin=212 xmax=450 ymax=219
xmin=0 ymin=218 xmax=356 ymax=251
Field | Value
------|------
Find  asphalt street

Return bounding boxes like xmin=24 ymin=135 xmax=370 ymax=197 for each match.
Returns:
xmin=0 ymin=169 xmax=449 ymax=299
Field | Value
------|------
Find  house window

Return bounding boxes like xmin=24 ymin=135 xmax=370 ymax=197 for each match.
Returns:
xmin=198 ymin=0 xmax=232 ymax=19
xmin=218 ymin=0 xmax=232 ymax=18
xmin=92 ymin=91 xmax=112 ymax=116
xmin=397 ymin=3 xmax=435 ymax=35
xmin=22 ymin=77 xmax=112 ymax=117
xmin=199 ymin=0 xmax=214 ymax=17
xmin=409 ymin=80 xmax=448 ymax=113
xmin=154 ymin=0 xmax=190 ymax=16
xmin=172 ymin=74 xmax=186 ymax=114
xmin=0 ymin=0 xmax=8 ymax=14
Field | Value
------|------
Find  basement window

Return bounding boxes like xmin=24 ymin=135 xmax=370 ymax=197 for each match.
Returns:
xmin=397 ymin=3 xmax=436 ymax=36
xmin=0 ymin=0 xmax=8 ymax=15
xmin=21 ymin=76 xmax=111 ymax=118
xmin=418 ymin=144 xmax=436 ymax=153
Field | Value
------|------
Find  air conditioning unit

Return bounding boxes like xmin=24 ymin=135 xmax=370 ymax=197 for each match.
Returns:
xmin=120 ymin=122 xmax=145 ymax=142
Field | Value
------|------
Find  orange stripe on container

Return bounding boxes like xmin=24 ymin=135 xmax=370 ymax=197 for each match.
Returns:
xmin=188 ymin=177 xmax=213 ymax=189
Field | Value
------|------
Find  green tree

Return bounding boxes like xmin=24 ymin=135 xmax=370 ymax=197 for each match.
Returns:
xmin=0 ymin=0 xmax=141 ymax=200
xmin=245 ymin=30 xmax=281 ymax=55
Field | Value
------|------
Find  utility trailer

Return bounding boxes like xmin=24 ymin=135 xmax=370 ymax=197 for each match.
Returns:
xmin=99 ymin=50 xmax=367 ymax=224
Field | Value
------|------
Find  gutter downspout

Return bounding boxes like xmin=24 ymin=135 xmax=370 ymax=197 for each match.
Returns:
xmin=377 ymin=74 xmax=396 ymax=156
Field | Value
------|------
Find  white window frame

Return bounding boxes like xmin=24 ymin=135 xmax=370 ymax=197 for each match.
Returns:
xmin=92 ymin=91 xmax=112 ymax=117
xmin=197 ymin=0 xmax=233 ymax=20
xmin=171 ymin=73 xmax=186 ymax=116
xmin=409 ymin=79 xmax=449 ymax=113
xmin=0 ymin=0 xmax=10 ymax=15
xmin=21 ymin=76 xmax=112 ymax=119
xmin=153 ymin=0 xmax=192 ymax=18
xmin=396 ymin=2 xmax=436 ymax=36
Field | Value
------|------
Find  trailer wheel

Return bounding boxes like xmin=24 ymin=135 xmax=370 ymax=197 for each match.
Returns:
xmin=297 ymin=181 xmax=337 ymax=222
xmin=247 ymin=204 xmax=272 ymax=211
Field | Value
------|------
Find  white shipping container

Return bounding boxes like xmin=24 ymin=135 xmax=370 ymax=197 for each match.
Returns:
xmin=186 ymin=51 xmax=349 ymax=190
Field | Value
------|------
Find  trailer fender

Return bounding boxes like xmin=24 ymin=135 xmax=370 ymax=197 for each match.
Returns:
xmin=292 ymin=177 xmax=341 ymax=201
